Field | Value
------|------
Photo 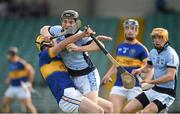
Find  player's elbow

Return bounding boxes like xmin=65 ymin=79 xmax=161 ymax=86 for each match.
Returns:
xmin=166 ymin=68 xmax=177 ymax=81
xmin=28 ymin=70 xmax=35 ymax=81
xmin=167 ymin=70 xmax=176 ymax=81
xmin=28 ymin=67 xmax=35 ymax=76
xmin=40 ymin=25 xmax=51 ymax=35
xmin=168 ymin=75 xmax=175 ymax=81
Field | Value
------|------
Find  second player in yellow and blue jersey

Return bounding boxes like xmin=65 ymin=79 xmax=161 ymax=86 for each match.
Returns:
xmin=102 ymin=19 xmax=149 ymax=113
xmin=115 ymin=41 xmax=148 ymax=87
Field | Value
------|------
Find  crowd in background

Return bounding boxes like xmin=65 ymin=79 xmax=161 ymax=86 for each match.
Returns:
xmin=0 ymin=0 xmax=50 ymax=18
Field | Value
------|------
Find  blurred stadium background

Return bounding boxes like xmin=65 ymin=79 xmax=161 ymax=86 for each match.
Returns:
xmin=0 ymin=0 xmax=179 ymax=113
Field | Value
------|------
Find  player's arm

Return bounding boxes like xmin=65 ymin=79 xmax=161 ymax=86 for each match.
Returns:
xmin=95 ymin=35 xmax=112 ymax=41
xmin=5 ymin=77 xmax=11 ymax=85
xmin=141 ymin=48 xmax=154 ymax=80
xmin=102 ymin=65 xmax=117 ymax=84
xmin=146 ymin=52 xmax=178 ymax=84
xmin=67 ymin=41 xmax=102 ymax=52
xmin=50 ymin=27 xmax=94 ymax=57
xmin=143 ymin=61 xmax=154 ymax=80
xmin=144 ymin=64 xmax=154 ymax=80
xmin=145 ymin=67 xmax=176 ymax=84
xmin=26 ymin=64 xmax=35 ymax=83
xmin=132 ymin=62 xmax=153 ymax=76
xmin=66 ymin=35 xmax=111 ymax=52
xmin=132 ymin=46 xmax=153 ymax=79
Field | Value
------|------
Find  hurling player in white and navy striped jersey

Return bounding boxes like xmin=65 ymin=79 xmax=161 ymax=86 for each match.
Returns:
xmin=40 ymin=10 xmax=113 ymax=113
xmin=123 ymin=28 xmax=179 ymax=113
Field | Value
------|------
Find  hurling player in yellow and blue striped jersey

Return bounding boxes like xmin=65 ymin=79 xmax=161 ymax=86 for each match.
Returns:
xmin=35 ymin=27 xmax=105 ymax=113
xmin=102 ymin=19 xmax=150 ymax=113
xmin=2 ymin=47 xmax=37 ymax=113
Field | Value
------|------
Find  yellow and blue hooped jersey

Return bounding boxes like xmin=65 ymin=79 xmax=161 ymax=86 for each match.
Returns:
xmin=115 ymin=41 xmax=149 ymax=87
xmin=39 ymin=48 xmax=75 ymax=103
xmin=8 ymin=58 xmax=29 ymax=86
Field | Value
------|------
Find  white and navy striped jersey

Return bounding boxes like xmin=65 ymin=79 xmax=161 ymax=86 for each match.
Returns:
xmin=148 ymin=45 xmax=179 ymax=90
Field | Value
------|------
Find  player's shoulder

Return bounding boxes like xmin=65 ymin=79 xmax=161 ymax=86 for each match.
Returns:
xmin=49 ymin=25 xmax=63 ymax=32
xmin=50 ymin=25 xmax=62 ymax=28
xmin=166 ymin=46 xmax=179 ymax=58
xmin=117 ymin=41 xmax=126 ymax=47
xmin=18 ymin=57 xmax=29 ymax=66
xmin=149 ymin=48 xmax=156 ymax=54
xmin=39 ymin=49 xmax=49 ymax=57
xmin=136 ymin=41 xmax=148 ymax=49
xmin=166 ymin=46 xmax=177 ymax=53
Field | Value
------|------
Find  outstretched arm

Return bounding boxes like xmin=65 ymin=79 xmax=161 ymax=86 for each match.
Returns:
xmin=66 ymin=41 xmax=102 ymax=52
xmin=66 ymin=35 xmax=112 ymax=52
xmin=102 ymin=65 xmax=116 ymax=84
xmin=50 ymin=27 xmax=94 ymax=57
xmin=144 ymin=68 xmax=176 ymax=84
xmin=26 ymin=64 xmax=35 ymax=83
xmin=131 ymin=63 xmax=153 ymax=76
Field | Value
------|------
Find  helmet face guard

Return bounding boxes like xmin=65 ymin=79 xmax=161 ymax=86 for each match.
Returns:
xmin=123 ymin=19 xmax=139 ymax=40
xmin=124 ymin=19 xmax=139 ymax=28
xmin=61 ymin=10 xmax=81 ymax=33
xmin=35 ymin=35 xmax=53 ymax=51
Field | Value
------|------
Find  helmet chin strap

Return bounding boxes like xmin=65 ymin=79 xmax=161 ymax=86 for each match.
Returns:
xmin=126 ymin=37 xmax=135 ymax=41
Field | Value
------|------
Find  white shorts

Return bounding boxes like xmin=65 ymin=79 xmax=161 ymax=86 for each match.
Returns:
xmin=72 ymin=69 xmax=100 ymax=95
xmin=4 ymin=86 xmax=31 ymax=100
xmin=144 ymin=89 xmax=175 ymax=109
xmin=59 ymin=88 xmax=85 ymax=113
xmin=110 ymin=86 xmax=142 ymax=100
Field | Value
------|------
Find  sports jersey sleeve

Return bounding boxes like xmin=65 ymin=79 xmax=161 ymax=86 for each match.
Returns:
xmin=80 ymin=36 xmax=93 ymax=46
xmin=140 ymin=46 xmax=149 ymax=62
xmin=167 ymin=51 xmax=179 ymax=68
xmin=39 ymin=49 xmax=56 ymax=60
xmin=49 ymin=25 xmax=63 ymax=36
xmin=19 ymin=59 xmax=30 ymax=69
xmin=49 ymin=25 xmax=66 ymax=42
xmin=147 ymin=50 xmax=153 ymax=65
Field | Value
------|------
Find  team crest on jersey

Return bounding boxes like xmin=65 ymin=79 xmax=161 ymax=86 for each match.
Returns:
xmin=129 ymin=49 xmax=136 ymax=56
xmin=118 ymin=48 xmax=122 ymax=52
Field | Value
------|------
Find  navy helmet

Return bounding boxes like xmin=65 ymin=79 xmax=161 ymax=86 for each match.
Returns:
xmin=123 ymin=19 xmax=139 ymax=28
xmin=61 ymin=10 xmax=79 ymax=20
